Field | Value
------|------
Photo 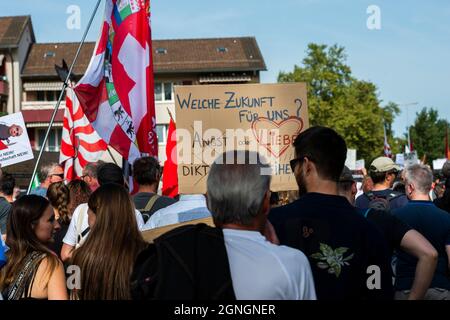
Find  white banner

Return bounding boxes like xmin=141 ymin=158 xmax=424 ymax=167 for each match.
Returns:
xmin=0 ymin=112 xmax=34 ymax=168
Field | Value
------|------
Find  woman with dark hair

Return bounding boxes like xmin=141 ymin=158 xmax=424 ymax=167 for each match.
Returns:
xmin=70 ymin=184 xmax=147 ymax=300
xmin=0 ymin=195 xmax=67 ymax=300
xmin=47 ymin=182 xmax=71 ymax=258
xmin=67 ymin=180 xmax=91 ymax=216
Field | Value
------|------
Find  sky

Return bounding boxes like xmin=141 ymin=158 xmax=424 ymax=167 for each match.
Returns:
xmin=2 ymin=0 xmax=450 ymax=137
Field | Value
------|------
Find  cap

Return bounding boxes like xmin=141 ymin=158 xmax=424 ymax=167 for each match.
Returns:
xmin=339 ymin=166 xmax=354 ymax=182
xmin=369 ymin=156 xmax=401 ymax=173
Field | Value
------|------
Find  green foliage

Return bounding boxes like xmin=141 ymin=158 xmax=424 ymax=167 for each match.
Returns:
xmin=278 ymin=43 xmax=398 ymax=162
xmin=409 ymin=108 xmax=449 ymax=163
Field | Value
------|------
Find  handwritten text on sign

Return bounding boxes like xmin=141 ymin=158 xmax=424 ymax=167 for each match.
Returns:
xmin=174 ymin=83 xmax=309 ymax=194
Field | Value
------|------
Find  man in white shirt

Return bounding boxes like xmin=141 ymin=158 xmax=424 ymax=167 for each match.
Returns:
xmin=61 ymin=163 xmax=144 ymax=261
xmin=142 ymin=194 xmax=210 ymax=230
xmin=207 ymin=150 xmax=316 ymax=300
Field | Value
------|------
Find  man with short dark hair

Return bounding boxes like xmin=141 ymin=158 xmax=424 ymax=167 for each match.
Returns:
xmin=355 ymin=157 xmax=408 ymax=210
xmin=30 ymin=163 xmax=64 ymax=197
xmin=269 ymin=126 xmax=393 ymax=300
xmin=393 ymin=164 xmax=450 ymax=300
xmin=132 ymin=157 xmax=176 ymax=223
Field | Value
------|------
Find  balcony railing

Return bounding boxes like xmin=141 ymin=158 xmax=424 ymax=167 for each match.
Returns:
xmin=0 ymin=79 xmax=8 ymax=96
xmin=21 ymin=101 xmax=66 ymax=110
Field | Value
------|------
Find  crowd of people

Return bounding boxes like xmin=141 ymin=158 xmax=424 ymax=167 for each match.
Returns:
xmin=0 ymin=125 xmax=449 ymax=300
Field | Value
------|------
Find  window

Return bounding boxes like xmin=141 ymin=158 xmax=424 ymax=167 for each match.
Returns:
xmin=216 ymin=47 xmax=228 ymax=53
xmin=35 ymin=128 xmax=62 ymax=152
xmin=154 ymin=82 xmax=173 ymax=101
xmin=155 ymin=48 xmax=167 ymax=54
xmin=46 ymin=91 xmax=55 ymax=101
xmin=35 ymin=91 xmax=60 ymax=102
xmin=44 ymin=51 xmax=56 ymax=58
xmin=155 ymin=82 xmax=162 ymax=101
xmin=156 ymin=124 xmax=168 ymax=145
xmin=37 ymin=91 xmax=45 ymax=101
xmin=164 ymin=82 xmax=173 ymax=101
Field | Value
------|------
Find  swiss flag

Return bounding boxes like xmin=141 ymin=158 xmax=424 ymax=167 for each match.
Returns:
xmin=162 ymin=118 xmax=178 ymax=198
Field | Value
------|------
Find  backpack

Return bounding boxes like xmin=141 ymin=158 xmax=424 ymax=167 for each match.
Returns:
xmin=136 ymin=194 xmax=160 ymax=223
xmin=365 ymin=191 xmax=403 ymax=211
xmin=130 ymin=223 xmax=236 ymax=300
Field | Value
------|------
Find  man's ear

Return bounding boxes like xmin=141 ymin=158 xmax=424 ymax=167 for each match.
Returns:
xmin=262 ymin=191 xmax=271 ymax=216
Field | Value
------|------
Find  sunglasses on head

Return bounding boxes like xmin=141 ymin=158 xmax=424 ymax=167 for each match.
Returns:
xmin=51 ymin=173 xmax=64 ymax=179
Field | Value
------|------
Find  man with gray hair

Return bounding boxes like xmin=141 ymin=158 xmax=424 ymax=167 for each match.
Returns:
xmin=393 ymin=164 xmax=450 ymax=300
xmin=81 ymin=161 xmax=104 ymax=192
xmin=30 ymin=162 xmax=64 ymax=197
xmin=207 ymin=150 xmax=316 ymax=300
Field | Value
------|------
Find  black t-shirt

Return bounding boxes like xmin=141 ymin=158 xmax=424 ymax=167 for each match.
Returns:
xmin=358 ymin=208 xmax=412 ymax=256
xmin=269 ymin=193 xmax=393 ymax=300
xmin=133 ymin=192 xmax=177 ymax=222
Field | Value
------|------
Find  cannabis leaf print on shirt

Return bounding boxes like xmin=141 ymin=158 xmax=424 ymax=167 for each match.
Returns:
xmin=310 ymin=243 xmax=354 ymax=277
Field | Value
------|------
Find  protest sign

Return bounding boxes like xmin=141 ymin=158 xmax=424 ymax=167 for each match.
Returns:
xmin=345 ymin=149 xmax=357 ymax=170
xmin=433 ymin=158 xmax=447 ymax=171
xmin=404 ymin=151 xmax=419 ymax=168
xmin=355 ymin=159 xmax=365 ymax=171
xmin=395 ymin=153 xmax=405 ymax=167
xmin=0 ymin=112 xmax=34 ymax=168
xmin=175 ymin=83 xmax=309 ymax=194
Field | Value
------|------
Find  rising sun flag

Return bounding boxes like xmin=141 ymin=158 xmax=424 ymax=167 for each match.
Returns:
xmin=74 ymin=0 xmax=158 ymax=163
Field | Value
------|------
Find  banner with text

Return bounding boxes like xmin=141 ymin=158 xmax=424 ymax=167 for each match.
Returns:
xmin=0 ymin=112 xmax=34 ymax=168
xmin=175 ymin=83 xmax=309 ymax=194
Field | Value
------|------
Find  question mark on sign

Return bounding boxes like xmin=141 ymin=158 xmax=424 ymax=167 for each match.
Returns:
xmin=295 ymin=99 xmax=302 ymax=118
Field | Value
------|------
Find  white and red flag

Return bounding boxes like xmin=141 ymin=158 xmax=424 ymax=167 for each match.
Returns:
xmin=74 ymin=0 xmax=157 ymax=164
xmin=60 ymin=87 xmax=108 ymax=181
xmin=383 ymin=123 xmax=392 ymax=158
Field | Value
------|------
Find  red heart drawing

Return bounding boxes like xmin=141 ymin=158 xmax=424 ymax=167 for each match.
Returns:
xmin=251 ymin=117 xmax=304 ymax=158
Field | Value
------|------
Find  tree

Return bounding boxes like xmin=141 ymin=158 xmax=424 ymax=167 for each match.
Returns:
xmin=409 ymin=108 xmax=449 ymax=163
xmin=278 ymin=43 xmax=398 ymax=162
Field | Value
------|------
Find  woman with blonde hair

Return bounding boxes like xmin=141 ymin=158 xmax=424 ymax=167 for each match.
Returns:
xmin=0 ymin=195 xmax=68 ymax=300
xmin=70 ymin=183 xmax=147 ymax=300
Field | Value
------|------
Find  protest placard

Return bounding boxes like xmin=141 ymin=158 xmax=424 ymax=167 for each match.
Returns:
xmin=0 ymin=112 xmax=34 ymax=168
xmin=433 ymin=158 xmax=447 ymax=171
xmin=404 ymin=151 xmax=419 ymax=168
xmin=345 ymin=149 xmax=357 ymax=170
xmin=175 ymin=83 xmax=309 ymax=194
xmin=355 ymin=159 xmax=365 ymax=171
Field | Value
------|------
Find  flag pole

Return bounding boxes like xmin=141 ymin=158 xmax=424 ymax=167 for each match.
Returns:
xmin=27 ymin=0 xmax=103 ymax=194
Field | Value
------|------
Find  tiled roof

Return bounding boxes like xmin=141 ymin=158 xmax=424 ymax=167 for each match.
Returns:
xmin=0 ymin=15 xmax=34 ymax=47
xmin=22 ymin=37 xmax=266 ymax=78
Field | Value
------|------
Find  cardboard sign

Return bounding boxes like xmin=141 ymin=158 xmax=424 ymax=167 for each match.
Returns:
xmin=0 ymin=112 xmax=34 ymax=168
xmin=175 ymin=83 xmax=309 ymax=194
